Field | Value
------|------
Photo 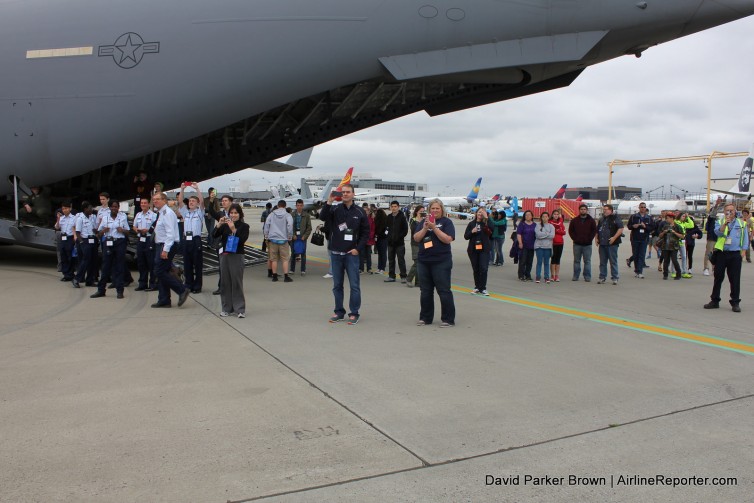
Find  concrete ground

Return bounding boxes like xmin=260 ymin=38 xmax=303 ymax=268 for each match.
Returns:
xmin=1 ymin=210 xmax=752 ymax=502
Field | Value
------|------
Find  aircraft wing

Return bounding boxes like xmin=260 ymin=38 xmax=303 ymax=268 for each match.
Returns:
xmin=711 ymin=188 xmax=752 ymax=198
xmin=379 ymin=31 xmax=608 ymax=82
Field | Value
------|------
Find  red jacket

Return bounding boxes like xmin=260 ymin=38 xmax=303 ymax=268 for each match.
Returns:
xmin=551 ymin=218 xmax=566 ymax=245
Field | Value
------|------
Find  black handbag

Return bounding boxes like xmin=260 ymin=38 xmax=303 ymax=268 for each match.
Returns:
xmin=310 ymin=230 xmax=325 ymax=246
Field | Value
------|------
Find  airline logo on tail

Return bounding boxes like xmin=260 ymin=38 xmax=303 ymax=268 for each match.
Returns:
xmin=466 ymin=177 xmax=482 ymax=202
xmin=738 ymin=144 xmax=752 ymax=193
xmin=339 ymin=167 xmax=354 ymax=187
xmin=552 ymin=184 xmax=567 ymax=199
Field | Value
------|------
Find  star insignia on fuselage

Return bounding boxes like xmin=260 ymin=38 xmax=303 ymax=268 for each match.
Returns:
xmin=98 ymin=32 xmax=159 ymax=69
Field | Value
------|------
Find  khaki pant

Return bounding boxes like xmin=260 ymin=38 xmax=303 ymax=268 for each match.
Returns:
xmin=703 ymin=240 xmax=716 ymax=271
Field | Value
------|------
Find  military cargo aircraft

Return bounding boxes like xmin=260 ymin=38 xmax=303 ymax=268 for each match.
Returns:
xmin=2 ymin=0 xmax=753 ymax=205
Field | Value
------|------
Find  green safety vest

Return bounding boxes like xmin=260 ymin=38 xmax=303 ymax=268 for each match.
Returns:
xmin=714 ymin=218 xmax=746 ymax=251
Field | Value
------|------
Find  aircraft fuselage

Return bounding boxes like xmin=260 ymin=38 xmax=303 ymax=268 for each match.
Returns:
xmin=2 ymin=0 xmax=752 ymax=198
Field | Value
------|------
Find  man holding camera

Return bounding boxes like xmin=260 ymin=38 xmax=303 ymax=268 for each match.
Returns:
xmin=178 ymin=182 xmax=205 ymax=293
xmin=704 ymin=204 xmax=749 ymax=312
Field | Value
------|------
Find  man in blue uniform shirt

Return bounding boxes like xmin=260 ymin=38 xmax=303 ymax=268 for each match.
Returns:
xmin=73 ymin=202 xmax=98 ymax=288
xmin=54 ymin=201 xmax=77 ymax=282
xmin=132 ymin=197 xmax=158 ymax=292
xmin=178 ymin=182 xmax=205 ymax=293
xmin=704 ymin=204 xmax=749 ymax=312
xmin=152 ymin=192 xmax=190 ymax=308
xmin=91 ymin=200 xmax=129 ymax=299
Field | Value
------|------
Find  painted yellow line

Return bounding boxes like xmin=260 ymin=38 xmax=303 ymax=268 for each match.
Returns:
xmin=246 ymin=244 xmax=753 ymax=356
xmin=454 ymin=286 xmax=754 ymax=356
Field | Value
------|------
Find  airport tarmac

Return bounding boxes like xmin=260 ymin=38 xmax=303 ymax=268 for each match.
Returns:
xmin=1 ymin=211 xmax=753 ymax=503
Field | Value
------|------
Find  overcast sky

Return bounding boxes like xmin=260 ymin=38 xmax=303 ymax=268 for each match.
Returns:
xmin=206 ymin=16 xmax=754 ymax=199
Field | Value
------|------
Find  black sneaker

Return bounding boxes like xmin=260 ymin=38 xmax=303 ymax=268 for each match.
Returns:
xmin=329 ymin=314 xmax=344 ymax=323
xmin=272 ymin=274 xmax=279 ymax=282
xmin=732 ymin=304 xmax=741 ymax=313
xmin=284 ymin=275 xmax=293 ymax=283
xmin=703 ymin=302 xmax=720 ymax=309
xmin=90 ymin=291 xmax=105 ymax=298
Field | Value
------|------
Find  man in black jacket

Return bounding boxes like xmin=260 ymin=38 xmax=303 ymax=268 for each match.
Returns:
xmin=626 ymin=202 xmax=653 ymax=278
xmin=384 ymin=200 xmax=409 ymax=283
xmin=320 ymin=184 xmax=370 ymax=325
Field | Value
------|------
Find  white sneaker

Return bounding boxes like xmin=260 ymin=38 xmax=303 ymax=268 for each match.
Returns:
xmin=323 ymin=273 xmax=333 ymax=278
xmin=471 ymin=288 xmax=479 ymax=295
xmin=220 ymin=312 xmax=229 ymax=317
xmin=703 ymin=269 xmax=710 ymax=276
xmin=481 ymin=290 xmax=490 ymax=296
xmin=237 ymin=313 xmax=246 ymax=318
xmin=637 ymin=274 xmax=644 ymax=279
xmin=301 ymin=271 xmax=306 ymax=276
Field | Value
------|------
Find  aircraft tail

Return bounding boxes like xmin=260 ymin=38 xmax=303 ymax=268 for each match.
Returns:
xmin=318 ymin=179 xmax=335 ymax=202
xmin=466 ymin=177 xmax=482 ymax=202
xmin=285 ymin=147 xmax=314 ymax=168
xmin=736 ymin=143 xmax=753 ymax=193
xmin=339 ymin=167 xmax=354 ymax=187
xmin=270 ymin=186 xmax=281 ymax=199
xmin=553 ymin=184 xmax=567 ymax=199
xmin=576 ymin=194 xmax=583 ymax=201
xmin=300 ymin=178 xmax=312 ymax=199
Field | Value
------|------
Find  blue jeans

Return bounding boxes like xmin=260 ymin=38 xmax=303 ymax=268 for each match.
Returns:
xmin=535 ymin=248 xmax=552 ymax=280
xmin=492 ymin=237 xmax=505 ymax=265
xmin=331 ymin=252 xmax=361 ymax=317
xmin=599 ymin=245 xmax=620 ymax=281
xmin=417 ymin=259 xmax=455 ymax=324
xmin=631 ymin=240 xmax=648 ymax=274
xmin=572 ymin=244 xmax=593 ymax=280
xmin=678 ymin=242 xmax=688 ymax=273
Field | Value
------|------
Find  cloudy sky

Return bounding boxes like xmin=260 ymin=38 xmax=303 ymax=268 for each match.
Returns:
xmin=207 ymin=15 xmax=754 ymax=199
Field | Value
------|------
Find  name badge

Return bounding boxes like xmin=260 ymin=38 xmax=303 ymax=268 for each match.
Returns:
xmin=61 ymin=235 xmax=68 ymax=241
xmin=423 ymin=240 xmax=434 ymax=249
xmin=475 ymin=243 xmax=483 ymax=250
xmin=296 ymin=231 xmax=301 ymax=235
xmin=726 ymin=237 xmax=732 ymax=245
xmin=344 ymin=234 xmax=354 ymax=241
xmin=135 ymin=197 xmax=140 ymax=202
xmin=140 ymin=237 xmax=147 ymax=243
xmin=186 ymin=231 xmax=193 ymax=238
xmin=385 ymin=229 xmax=389 ymax=235
xmin=88 ymin=238 xmax=95 ymax=244
xmin=639 ymin=229 xmax=644 ymax=233
xmin=218 ymin=247 xmax=224 ymax=254
xmin=338 ymin=223 xmax=347 ymax=232
xmin=106 ymin=238 xmax=114 ymax=247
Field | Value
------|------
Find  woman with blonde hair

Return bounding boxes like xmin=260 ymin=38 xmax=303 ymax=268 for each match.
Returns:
xmin=413 ymin=199 xmax=456 ymax=327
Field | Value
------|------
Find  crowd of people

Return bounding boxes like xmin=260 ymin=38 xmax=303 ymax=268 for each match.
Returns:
xmin=37 ymin=178 xmax=753 ymax=322
xmin=46 ymin=181 xmax=253 ymax=316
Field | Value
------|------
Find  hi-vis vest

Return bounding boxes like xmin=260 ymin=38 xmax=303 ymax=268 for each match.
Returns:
xmin=714 ymin=218 xmax=746 ymax=251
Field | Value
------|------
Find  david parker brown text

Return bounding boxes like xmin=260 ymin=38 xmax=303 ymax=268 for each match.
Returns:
xmin=486 ymin=474 xmax=737 ymax=488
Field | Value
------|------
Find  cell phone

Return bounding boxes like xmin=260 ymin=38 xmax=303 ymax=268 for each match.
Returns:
xmin=184 ymin=181 xmax=194 ymax=186
xmin=428 ymin=214 xmax=435 ymax=224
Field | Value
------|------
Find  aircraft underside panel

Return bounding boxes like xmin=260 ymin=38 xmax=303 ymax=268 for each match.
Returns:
xmin=42 ymin=72 xmax=582 ymax=202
